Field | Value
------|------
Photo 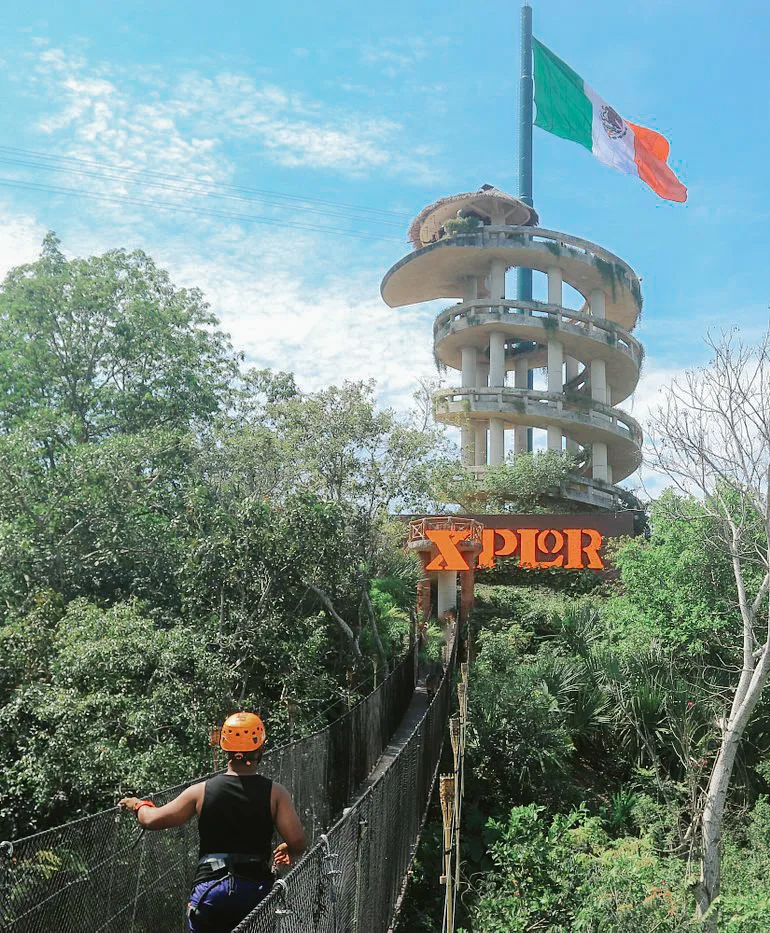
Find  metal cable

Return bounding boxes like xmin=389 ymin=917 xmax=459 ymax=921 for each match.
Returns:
xmin=0 ymin=643 xmax=421 ymax=932
xmin=0 ymin=176 xmax=406 ymax=244
xmin=0 ymin=145 xmax=412 ymax=221
xmin=234 ymin=634 xmax=457 ymax=933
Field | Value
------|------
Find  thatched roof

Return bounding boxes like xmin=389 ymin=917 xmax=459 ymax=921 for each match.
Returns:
xmin=407 ymin=185 xmax=538 ymax=249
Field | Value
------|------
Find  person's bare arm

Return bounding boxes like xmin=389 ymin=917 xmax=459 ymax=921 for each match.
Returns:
xmin=271 ymin=783 xmax=307 ymax=863
xmin=119 ymin=783 xmax=202 ymax=830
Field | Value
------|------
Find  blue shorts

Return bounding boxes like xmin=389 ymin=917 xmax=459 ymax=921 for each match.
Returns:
xmin=187 ymin=874 xmax=272 ymax=933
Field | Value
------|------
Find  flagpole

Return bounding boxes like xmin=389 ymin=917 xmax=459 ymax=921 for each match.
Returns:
xmin=517 ymin=2 xmax=534 ymax=451
xmin=517 ymin=2 xmax=534 ymax=223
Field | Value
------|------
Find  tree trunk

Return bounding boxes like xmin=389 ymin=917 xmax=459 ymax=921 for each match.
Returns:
xmin=696 ymin=640 xmax=770 ymax=927
xmin=696 ymin=727 xmax=744 ymax=929
xmin=362 ymin=588 xmax=389 ymax=675
xmin=305 ymin=582 xmax=363 ymax=662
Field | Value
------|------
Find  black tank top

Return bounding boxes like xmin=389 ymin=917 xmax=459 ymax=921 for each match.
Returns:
xmin=198 ymin=773 xmax=274 ymax=864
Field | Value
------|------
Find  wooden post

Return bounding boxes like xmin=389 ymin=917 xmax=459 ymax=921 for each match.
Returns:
xmin=457 ymin=674 xmax=469 ymax=892
xmin=450 ymin=714 xmax=462 ymax=895
xmin=458 ymin=679 xmax=468 ymax=803
xmin=439 ymin=774 xmax=455 ymax=932
xmin=449 ymin=714 xmax=460 ymax=775
xmin=457 ymin=680 xmax=468 ymax=787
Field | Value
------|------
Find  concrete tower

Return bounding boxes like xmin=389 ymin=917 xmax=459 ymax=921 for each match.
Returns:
xmin=382 ymin=186 xmax=643 ymax=511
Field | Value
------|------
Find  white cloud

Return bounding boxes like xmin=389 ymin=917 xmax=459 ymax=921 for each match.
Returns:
xmin=159 ymin=228 xmax=438 ymax=410
xmin=624 ymin=362 xmax=690 ymax=500
xmin=29 ymin=43 xmax=440 ymax=185
xmin=10 ymin=205 xmax=435 ymax=413
xmin=0 ymin=39 xmax=446 ymax=413
xmin=335 ymin=82 xmax=378 ymax=97
xmin=359 ymin=36 xmax=452 ymax=77
xmin=626 ymin=363 xmax=684 ymax=427
xmin=0 ymin=183 xmax=724 ymax=508
xmin=259 ymin=117 xmax=399 ymax=173
xmin=0 ymin=202 xmax=47 ymax=275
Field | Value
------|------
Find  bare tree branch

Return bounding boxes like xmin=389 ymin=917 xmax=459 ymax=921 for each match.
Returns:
xmin=362 ymin=586 xmax=389 ymax=675
xmin=305 ymin=582 xmax=363 ymax=662
xmin=646 ymin=326 xmax=770 ymax=931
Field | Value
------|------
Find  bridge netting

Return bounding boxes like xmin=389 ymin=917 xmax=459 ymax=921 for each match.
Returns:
xmin=1 ymin=636 xmax=454 ymax=932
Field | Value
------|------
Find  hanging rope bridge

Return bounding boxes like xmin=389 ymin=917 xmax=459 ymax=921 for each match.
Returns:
xmin=0 ymin=630 xmax=466 ymax=933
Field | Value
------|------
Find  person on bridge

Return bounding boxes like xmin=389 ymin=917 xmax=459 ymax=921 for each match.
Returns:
xmin=119 ymin=711 xmax=307 ymax=933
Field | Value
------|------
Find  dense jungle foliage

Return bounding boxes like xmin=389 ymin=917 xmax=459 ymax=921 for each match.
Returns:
xmin=0 ymin=235 xmax=444 ymax=838
xmin=398 ymin=507 xmax=770 ymax=930
xmin=5 ymin=235 xmax=770 ymax=930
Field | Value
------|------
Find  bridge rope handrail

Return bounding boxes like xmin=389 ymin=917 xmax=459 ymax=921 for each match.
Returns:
xmin=0 ymin=640 xmax=424 ymax=932
xmin=232 ymin=630 xmax=458 ymax=933
xmin=4 ymin=641 xmax=416 ymax=851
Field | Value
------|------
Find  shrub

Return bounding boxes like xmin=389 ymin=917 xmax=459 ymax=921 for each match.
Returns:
xmin=467 ymin=806 xmax=693 ymax=932
xmin=444 ymin=216 xmax=482 ymax=236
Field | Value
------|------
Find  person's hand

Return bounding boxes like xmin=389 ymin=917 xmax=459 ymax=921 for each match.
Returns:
xmin=118 ymin=797 xmax=142 ymax=811
xmin=272 ymin=842 xmax=292 ymax=869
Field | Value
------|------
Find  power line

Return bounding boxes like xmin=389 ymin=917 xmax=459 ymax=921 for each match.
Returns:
xmin=0 ymin=153 xmax=406 ymax=229
xmin=0 ymin=144 xmax=412 ymax=225
xmin=0 ymin=176 xmax=406 ymax=244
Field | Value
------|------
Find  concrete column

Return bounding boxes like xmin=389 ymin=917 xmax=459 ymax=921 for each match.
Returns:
xmin=565 ymin=356 xmax=580 ymax=384
xmin=475 ymin=360 xmax=489 ymax=468
xmin=547 ymin=265 xmax=563 ymax=306
xmin=437 ymin=571 xmax=457 ymax=618
xmin=547 ymin=269 xmax=564 ymax=458
xmin=489 ymin=333 xmax=506 ymax=387
xmin=547 ymin=340 xmax=563 ymax=394
xmin=565 ymin=357 xmax=580 ymax=453
xmin=515 ymin=357 xmax=529 ymax=389
xmin=591 ymin=288 xmax=606 ymax=320
xmin=547 ymin=427 xmax=562 ymax=453
xmin=490 ymin=259 xmax=506 ymax=300
xmin=474 ymin=423 xmax=487 ymax=466
xmin=489 ymin=205 xmax=506 ymax=225
xmin=515 ymin=357 xmax=529 ymax=390
xmin=591 ymin=358 xmax=607 ymax=405
xmin=590 ymin=349 xmax=609 ymax=477
xmin=591 ymin=358 xmax=609 ymax=433
xmin=464 ymin=277 xmax=478 ymax=301
xmin=489 ymin=418 xmax=505 ymax=465
xmin=514 ymin=357 xmax=528 ymax=455
xmin=547 ymin=338 xmax=563 ymax=453
xmin=461 ymin=346 xmax=477 ymax=388
xmin=605 ymin=385 xmax=614 ymax=480
xmin=460 ymin=427 xmax=474 ymax=466
xmin=592 ymin=442 xmax=608 ymax=482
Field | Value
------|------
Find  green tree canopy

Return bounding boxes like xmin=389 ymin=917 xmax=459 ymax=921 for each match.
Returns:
xmin=431 ymin=450 xmax=580 ymax=514
xmin=0 ymin=233 xmax=237 ymax=450
xmin=0 ymin=238 xmax=444 ymax=838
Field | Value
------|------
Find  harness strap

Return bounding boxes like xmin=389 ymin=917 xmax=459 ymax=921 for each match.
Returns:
xmin=194 ymin=853 xmax=273 ymax=888
xmin=187 ymin=877 xmax=223 ymax=920
xmin=198 ymin=853 xmax=270 ymax=870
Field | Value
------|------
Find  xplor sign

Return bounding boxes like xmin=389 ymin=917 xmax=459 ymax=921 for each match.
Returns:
xmin=424 ymin=527 xmax=604 ymax=571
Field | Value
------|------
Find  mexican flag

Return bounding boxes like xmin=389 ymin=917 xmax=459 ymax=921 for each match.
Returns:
xmin=533 ymin=37 xmax=687 ymax=203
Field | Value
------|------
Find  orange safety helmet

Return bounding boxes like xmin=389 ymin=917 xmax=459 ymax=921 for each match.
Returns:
xmin=220 ymin=712 xmax=266 ymax=752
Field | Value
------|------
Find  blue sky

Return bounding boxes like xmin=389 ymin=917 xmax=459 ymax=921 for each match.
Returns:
xmin=0 ymin=0 xmax=767 ymax=492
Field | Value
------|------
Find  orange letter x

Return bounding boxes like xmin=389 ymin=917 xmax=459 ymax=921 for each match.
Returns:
xmin=425 ymin=529 xmax=472 ymax=571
